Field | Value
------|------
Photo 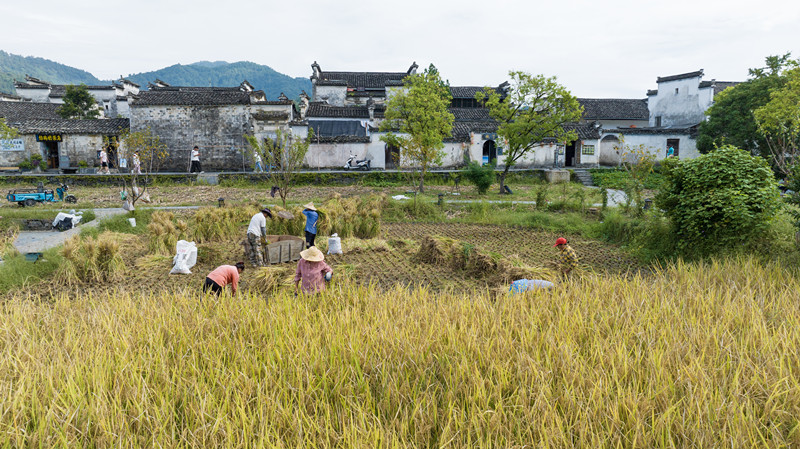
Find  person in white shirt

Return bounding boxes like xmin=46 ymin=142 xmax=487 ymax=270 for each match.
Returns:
xmin=99 ymin=149 xmax=110 ymax=174
xmin=246 ymin=207 xmax=273 ymax=266
xmin=254 ymin=152 xmax=264 ymax=173
xmin=190 ymin=146 xmax=202 ymax=173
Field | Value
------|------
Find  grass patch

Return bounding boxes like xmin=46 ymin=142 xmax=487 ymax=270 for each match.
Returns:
xmin=0 ymin=247 xmax=63 ymax=294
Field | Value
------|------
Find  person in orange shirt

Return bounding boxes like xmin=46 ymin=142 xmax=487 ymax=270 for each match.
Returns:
xmin=204 ymin=262 xmax=244 ymax=296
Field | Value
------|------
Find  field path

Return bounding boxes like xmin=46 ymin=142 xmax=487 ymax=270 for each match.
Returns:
xmin=13 ymin=206 xmax=199 ymax=255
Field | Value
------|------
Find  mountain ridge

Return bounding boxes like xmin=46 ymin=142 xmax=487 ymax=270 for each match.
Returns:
xmin=0 ymin=51 xmax=310 ymax=100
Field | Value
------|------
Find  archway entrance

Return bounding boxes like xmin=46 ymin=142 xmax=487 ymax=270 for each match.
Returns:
xmin=482 ymin=140 xmax=497 ymax=165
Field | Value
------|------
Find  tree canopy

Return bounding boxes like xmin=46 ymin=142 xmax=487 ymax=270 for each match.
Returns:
xmin=245 ymin=129 xmax=313 ymax=207
xmin=697 ymin=53 xmax=797 ymax=159
xmin=655 ymin=145 xmax=782 ymax=257
xmin=476 ymin=71 xmax=582 ymax=193
xmin=0 ymin=118 xmax=18 ymax=140
xmin=57 ymin=84 xmax=101 ymax=119
xmin=380 ymin=64 xmax=454 ymax=193
xmin=754 ymin=67 xmax=800 ymax=176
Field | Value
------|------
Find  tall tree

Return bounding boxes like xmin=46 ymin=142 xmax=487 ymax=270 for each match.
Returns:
xmin=380 ymin=64 xmax=454 ymax=193
xmin=697 ymin=53 xmax=797 ymax=157
xmin=245 ymin=129 xmax=312 ymax=207
xmin=476 ymin=71 xmax=582 ymax=193
xmin=57 ymin=84 xmax=100 ymax=119
xmin=754 ymin=66 xmax=800 ymax=177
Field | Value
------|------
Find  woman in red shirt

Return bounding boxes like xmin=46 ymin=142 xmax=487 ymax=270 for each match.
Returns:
xmin=204 ymin=262 xmax=244 ymax=296
xmin=294 ymin=247 xmax=332 ymax=295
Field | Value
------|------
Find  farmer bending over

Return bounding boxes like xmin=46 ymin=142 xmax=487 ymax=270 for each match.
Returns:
xmin=246 ymin=207 xmax=273 ymax=267
xmin=294 ymin=246 xmax=332 ymax=295
xmin=203 ymin=262 xmax=244 ymax=296
xmin=553 ymin=237 xmax=579 ymax=276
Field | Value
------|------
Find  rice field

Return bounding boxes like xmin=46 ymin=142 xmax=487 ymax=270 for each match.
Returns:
xmin=0 ymin=257 xmax=798 ymax=447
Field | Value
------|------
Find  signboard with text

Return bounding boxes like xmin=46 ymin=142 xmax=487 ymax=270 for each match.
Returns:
xmin=0 ymin=138 xmax=25 ymax=151
xmin=36 ymin=134 xmax=62 ymax=142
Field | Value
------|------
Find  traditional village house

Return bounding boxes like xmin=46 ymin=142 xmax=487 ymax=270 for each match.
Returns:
xmin=596 ymin=70 xmax=739 ymax=164
xmin=575 ymin=98 xmax=649 ymax=166
xmin=0 ymin=101 xmax=128 ymax=171
xmin=129 ymin=80 xmax=295 ymax=172
xmin=13 ymin=75 xmax=140 ymax=118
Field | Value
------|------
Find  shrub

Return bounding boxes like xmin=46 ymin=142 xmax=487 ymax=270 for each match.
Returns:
xmin=656 ymin=145 xmax=782 ymax=257
xmin=462 ymin=161 xmax=495 ymax=194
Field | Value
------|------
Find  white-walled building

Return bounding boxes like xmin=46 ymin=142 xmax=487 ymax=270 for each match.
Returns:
xmin=13 ymin=76 xmax=140 ymax=118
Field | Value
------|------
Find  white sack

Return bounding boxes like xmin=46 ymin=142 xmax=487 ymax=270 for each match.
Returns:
xmin=327 ymin=233 xmax=342 ymax=255
xmin=170 ymin=240 xmax=198 ymax=274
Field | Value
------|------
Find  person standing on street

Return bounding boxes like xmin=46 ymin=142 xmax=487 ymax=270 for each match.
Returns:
xmin=246 ymin=207 xmax=273 ymax=267
xmin=99 ymin=148 xmax=110 ymax=174
xmin=203 ymin=262 xmax=244 ymax=297
xmin=254 ymin=152 xmax=264 ymax=173
xmin=190 ymin=146 xmax=203 ymax=173
xmin=302 ymin=202 xmax=319 ymax=249
xmin=553 ymin=237 xmax=579 ymax=276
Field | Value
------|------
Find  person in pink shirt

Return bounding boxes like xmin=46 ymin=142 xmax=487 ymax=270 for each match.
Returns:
xmin=204 ymin=262 xmax=245 ymax=296
xmin=294 ymin=246 xmax=332 ymax=295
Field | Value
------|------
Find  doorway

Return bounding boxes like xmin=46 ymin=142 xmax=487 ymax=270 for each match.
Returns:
xmin=667 ymin=139 xmax=680 ymax=158
xmin=385 ymin=144 xmax=400 ymax=169
xmin=43 ymin=141 xmax=59 ymax=169
xmin=565 ymin=141 xmax=576 ymax=167
xmin=482 ymin=140 xmax=497 ymax=165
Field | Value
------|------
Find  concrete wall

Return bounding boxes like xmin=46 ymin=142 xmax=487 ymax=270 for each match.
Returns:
xmin=313 ymin=85 xmax=347 ymax=106
xmin=648 ymin=76 xmax=707 ymax=127
xmin=14 ymin=88 xmax=50 ymax=102
xmin=0 ymin=134 xmax=104 ymax=168
xmin=598 ymin=132 xmax=699 ymax=165
xmin=131 ymin=104 xmax=254 ymax=172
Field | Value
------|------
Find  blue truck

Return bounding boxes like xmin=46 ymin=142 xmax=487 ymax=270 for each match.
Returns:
xmin=6 ymin=183 xmax=77 ymax=207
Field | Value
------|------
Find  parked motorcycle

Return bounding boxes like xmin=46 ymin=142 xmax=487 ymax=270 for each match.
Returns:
xmin=344 ymin=154 xmax=371 ymax=171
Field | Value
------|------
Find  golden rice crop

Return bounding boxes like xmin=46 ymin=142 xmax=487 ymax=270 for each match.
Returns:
xmin=248 ymin=265 xmax=295 ymax=292
xmin=54 ymin=231 xmax=125 ymax=286
xmin=192 ymin=205 xmax=257 ymax=243
xmin=4 ymin=256 xmax=800 ymax=447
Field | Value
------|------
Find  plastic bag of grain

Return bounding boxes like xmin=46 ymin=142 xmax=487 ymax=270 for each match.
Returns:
xmin=327 ymin=233 xmax=342 ymax=255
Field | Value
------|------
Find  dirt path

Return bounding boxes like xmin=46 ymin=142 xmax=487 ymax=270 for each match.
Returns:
xmin=12 ymin=206 xmax=199 ymax=255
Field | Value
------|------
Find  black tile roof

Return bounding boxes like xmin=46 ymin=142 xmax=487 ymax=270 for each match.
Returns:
xmin=131 ymin=86 xmax=281 ymax=106
xmin=647 ymin=89 xmax=658 ymax=96
xmin=312 ymin=135 xmax=372 ymax=144
xmin=305 ymin=102 xmax=385 ymax=119
xmin=447 ymin=121 xmax=498 ymax=142
xmin=563 ymin=123 xmax=601 ymax=140
xmin=604 ymin=124 xmax=698 ymax=137
xmin=12 ymin=118 xmax=129 ymax=135
xmin=449 ymin=86 xmax=505 ymax=99
xmin=316 ymin=71 xmax=408 ymax=89
xmin=0 ymin=102 xmax=61 ymax=120
xmin=698 ymin=80 xmax=740 ymax=96
xmin=449 ymin=107 xmax=493 ymax=122
xmin=578 ymin=98 xmax=649 ymax=121
xmin=657 ymin=70 xmax=704 ymax=83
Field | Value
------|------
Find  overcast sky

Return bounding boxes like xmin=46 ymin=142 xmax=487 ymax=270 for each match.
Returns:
xmin=1 ymin=0 xmax=799 ymax=98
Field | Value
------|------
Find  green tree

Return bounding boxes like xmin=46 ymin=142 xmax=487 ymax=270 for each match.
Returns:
xmin=476 ymin=71 xmax=582 ymax=194
xmin=655 ymin=145 xmax=782 ymax=257
xmin=57 ymin=84 xmax=100 ymax=119
xmin=380 ymin=64 xmax=454 ymax=193
xmin=697 ymin=53 xmax=797 ymax=157
xmin=245 ymin=129 xmax=312 ymax=207
xmin=110 ymin=127 xmax=168 ymax=210
xmin=754 ymin=67 xmax=800 ymax=177
xmin=0 ymin=118 xmax=18 ymax=140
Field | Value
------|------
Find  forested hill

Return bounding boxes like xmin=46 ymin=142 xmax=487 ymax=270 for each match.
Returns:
xmin=0 ymin=50 xmax=101 ymax=95
xmin=122 ymin=61 xmax=311 ymax=100
xmin=0 ymin=51 xmax=311 ymax=101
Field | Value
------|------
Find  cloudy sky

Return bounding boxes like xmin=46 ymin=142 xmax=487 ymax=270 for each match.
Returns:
xmin=1 ymin=0 xmax=799 ymax=98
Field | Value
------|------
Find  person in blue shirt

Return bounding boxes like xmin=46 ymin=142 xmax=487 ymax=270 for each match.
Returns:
xmin=667 ymin=146 xmax=675 ymax=158
xmin=302 ymin=202 xmax=319 ymax=248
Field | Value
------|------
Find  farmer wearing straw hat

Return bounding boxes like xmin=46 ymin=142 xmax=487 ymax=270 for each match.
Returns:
xmin=302 ymin=202 xmax=319 ymax=249
xmin=246 ymin=207 xmax=273 ymax=267
xmin=553 ymin=237 xmax=579 ymax=276
xmin=294 ymin=246 xmax=333 ymax=295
